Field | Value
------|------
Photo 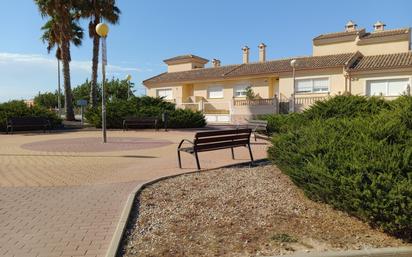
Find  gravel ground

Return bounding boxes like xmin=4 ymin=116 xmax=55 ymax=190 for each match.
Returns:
xmin=120 ymin=164 xmax=408 ymax=257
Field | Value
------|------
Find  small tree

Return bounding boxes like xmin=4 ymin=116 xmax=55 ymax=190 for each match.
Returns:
xmin=34 ymin=91 xmax=63 ymax=109
xmin=106 ymin=78 xmax=134 ymax=100
xmin=245 ymin=86 xmax=259 ymax=100
xmin=72 ymin=79 xmax=93 ymax=104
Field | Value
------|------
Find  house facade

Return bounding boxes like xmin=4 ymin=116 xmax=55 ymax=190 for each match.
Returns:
xmin=143 ymin=21 xmax=412 ymax=123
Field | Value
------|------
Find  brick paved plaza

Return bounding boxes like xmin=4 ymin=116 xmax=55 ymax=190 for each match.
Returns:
xmin=0 ymin=130 xmax=267 ymax=257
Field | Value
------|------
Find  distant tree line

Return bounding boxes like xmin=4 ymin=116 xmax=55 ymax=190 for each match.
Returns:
xmin=34 ymin=78 xmax=134 ymax=109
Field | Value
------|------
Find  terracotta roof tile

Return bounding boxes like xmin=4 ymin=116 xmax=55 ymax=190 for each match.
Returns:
xmin=361 ymin=28 xmax=410 ymax=40
xmin=314 ymin=27 xmax=410 ymax=45
xmin=143 ymin=65 xmax=240 ymax=84
xmin=144 ymin=53 xmax=355 ymax=84
xmin=163 ymin=54 xmax=209 ymax=63
xmin=313 ymin=29 xmax=364 ymax=40
xmin=226 ymin=53 xmax=354 ymax=77
xmin=350 ymin=52 xmax=412 ymax=71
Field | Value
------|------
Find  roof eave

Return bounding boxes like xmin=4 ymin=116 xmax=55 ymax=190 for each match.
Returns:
xmin=349 ymin=66 xmax=412 ymax=74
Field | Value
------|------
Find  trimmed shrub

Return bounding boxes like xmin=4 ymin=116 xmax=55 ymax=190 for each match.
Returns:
xmin=260 ymin=113 xmax=306 ymax=134
xmin=0 ymin=100 xmax=62 ymax=131
xmin=167 ymin=109 xmax=206 ymax=128
xmin=85 ymin=96 xmax=206 ymax=129
xmin=304 ymin=95 xmax=391 ymax=120
xmin=85 ymin=99 xmax=135 ymax=128
xmin=268 ymin=95 xmax=412 ymax=241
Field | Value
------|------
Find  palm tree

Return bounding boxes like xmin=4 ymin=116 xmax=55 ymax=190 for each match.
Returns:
xmin=40 ymin=17 xmax=83 ymax=117
xmin=81 ymin=0 xmax=121 ymax=108
xmin=35 ymin=0 xmax=83 ymax=121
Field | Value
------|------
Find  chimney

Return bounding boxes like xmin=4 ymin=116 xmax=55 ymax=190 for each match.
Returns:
xmin=242 ymin=46 xmax=250 ymax=64
xmin=374 ymin=21 xmax=386 ymax=31
xmin=258 ymin=43 xmax=266 ymax=62
xmin=212 ymin=58 xmax=221 ymax=67
xmin=345 ymin=20 xmax=357 ymax=32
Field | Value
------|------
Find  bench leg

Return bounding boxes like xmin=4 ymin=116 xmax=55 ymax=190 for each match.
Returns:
xmin=231 ymin=147 xmax=235 ymax=159
xmin=248 ymin=144 xmax=254 ymax=163
xmin=194 ymin=151 xmax=201 ymax=170
xmin=177 ymin=150 xmax=182 ymax=168
xmin=254 ymin=132 xmax=257 ymax=141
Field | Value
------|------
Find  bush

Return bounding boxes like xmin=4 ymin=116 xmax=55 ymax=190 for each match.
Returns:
xmin=304 ymin=95 xmax=391 ymax=120
xmin=268 ymin=95 xmax=412 ymax=240
xmin=34 ymin=91 xmax=63 ymax=109
xmin=0 ymin=100 xmax=62 ymax=131
xmin=260 ymin=113 xmax=306 ymax=134
xmin=85 ymin=96 xmax=206 ymax=129
xmin=167 ymin=109 xmax=206 ymax=128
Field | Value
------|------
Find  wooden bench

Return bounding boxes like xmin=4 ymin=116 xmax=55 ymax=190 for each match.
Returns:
xmin=245 ymin=120 xmax=269 ymax=141
xmin=6 ymin=117 xmax=51 ymax=134
xmin=122 ymin=117 xmax=158 ymax=131
xmin=177 ymin=129 xmax=254 ymax=170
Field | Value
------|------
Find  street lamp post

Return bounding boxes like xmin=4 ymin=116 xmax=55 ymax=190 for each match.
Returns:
xmin=290 ymin=59 xmax=297 ymax=113
xmin=96 ymin=23 xmax=109 ymax=143
xmin=125 ymin=74 xmax=132 ymax=99
xmin=57 ymin=59 xmax=62 ymax=117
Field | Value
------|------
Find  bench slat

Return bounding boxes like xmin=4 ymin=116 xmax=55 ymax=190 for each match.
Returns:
xmin=195 ymin=129 xmax=251 ymax=138
xmin=195 ymin=134 xmax=250 ymax=144
xmin=195 ymin=139 xmax=250 ymax=151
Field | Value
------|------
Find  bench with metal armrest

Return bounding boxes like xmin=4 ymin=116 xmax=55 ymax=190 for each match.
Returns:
xmin=177 ymin=129 xmax=254 ymax=170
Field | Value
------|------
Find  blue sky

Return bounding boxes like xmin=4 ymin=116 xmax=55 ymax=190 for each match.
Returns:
xmin=0 ymin=0 xmax=411 ymax=102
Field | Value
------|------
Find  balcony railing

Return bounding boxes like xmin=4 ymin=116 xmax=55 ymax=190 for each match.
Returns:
xmin=294 ymin=94 xmax=330 ymax=106
xmin=233 ymin=98 xmax=276 ymax=106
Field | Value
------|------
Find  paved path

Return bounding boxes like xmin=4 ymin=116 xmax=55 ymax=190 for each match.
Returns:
xmin=0 ymin=130 xmax=267 ymax=257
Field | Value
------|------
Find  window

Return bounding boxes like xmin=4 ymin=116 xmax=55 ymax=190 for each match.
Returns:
xmin=234 ymin=85 xmax=248 ymax=97
xmin=208 ymin=86 xmax=224 ymax=99
xmin=296 ymin=77 xmax=329 ymax=93
xmin=367 ymin=79 xmax=409 ymax=96
xmin=156 ymin=88 xmax=173 ymax=100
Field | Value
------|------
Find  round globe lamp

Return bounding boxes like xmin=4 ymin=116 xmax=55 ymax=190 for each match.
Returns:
xmin=96 ymin=23 xmax=109 ymax=37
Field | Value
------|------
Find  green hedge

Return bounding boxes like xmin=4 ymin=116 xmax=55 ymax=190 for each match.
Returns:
xmin=85 ymin=96 xmax=206 ymax=129
xmin=260 ymin=113 xmax=307 ymax=134
xmin=0 ymin=100 xmax=62 ymax=131
xmin=262 ymin=95 xmax=393 ymax=135
xmin=304 ymin=95 xmax=391 ymax=120
xmin=267 ymin=95 xmax=412 ymax=240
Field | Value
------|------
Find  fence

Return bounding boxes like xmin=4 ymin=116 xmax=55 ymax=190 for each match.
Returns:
xmin=293 ymin=94 xmax=330 ymax=112
xmin=233 ymin=98 xmax=277 ymax=106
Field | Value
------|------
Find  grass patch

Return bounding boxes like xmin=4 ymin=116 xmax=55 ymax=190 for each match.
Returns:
xmin=271 ymin=233 xmax=298 ymax=243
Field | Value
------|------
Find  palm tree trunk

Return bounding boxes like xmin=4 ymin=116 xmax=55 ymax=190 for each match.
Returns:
xmin=90 ymin=18 xmax=100 ymax=108
xmin=61 ymin=41 xmax=75 ymax=121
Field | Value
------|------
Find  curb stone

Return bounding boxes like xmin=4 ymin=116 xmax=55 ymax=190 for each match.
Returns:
xmin=267 ymin=247 xmax=412 ymax=257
